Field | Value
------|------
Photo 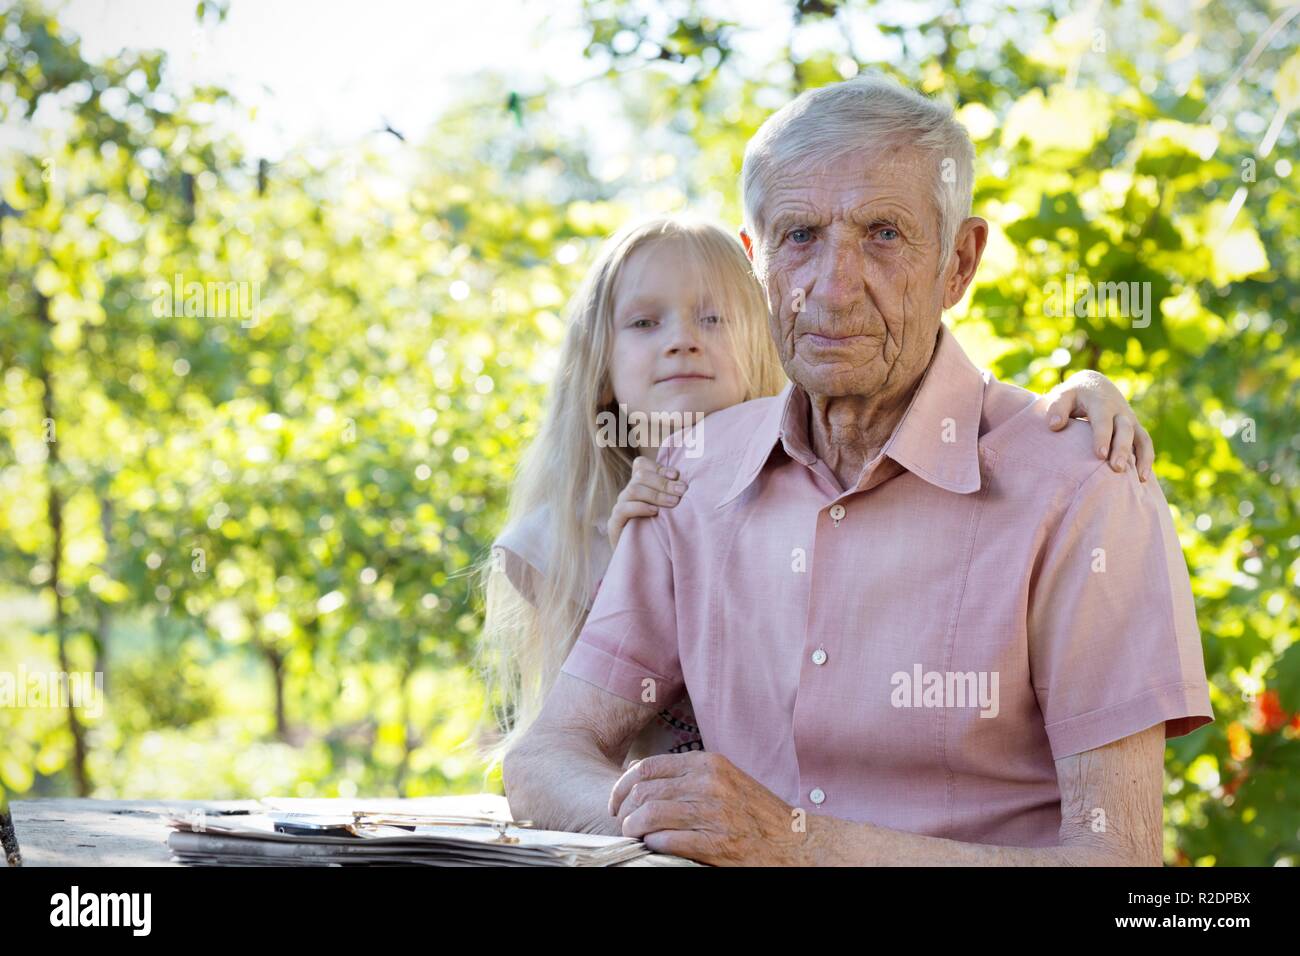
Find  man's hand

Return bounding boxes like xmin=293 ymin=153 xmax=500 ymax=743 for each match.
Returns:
xmin=609 ymin=751 xmax=808 ymax=865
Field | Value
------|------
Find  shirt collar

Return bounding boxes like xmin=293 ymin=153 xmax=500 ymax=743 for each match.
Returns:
xmin=717 ymin=324 xmax=986 ymax=508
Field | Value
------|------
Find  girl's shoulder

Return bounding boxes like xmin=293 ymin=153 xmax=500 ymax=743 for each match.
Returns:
xmin=494 ymin=506 xmax=611 ymax=596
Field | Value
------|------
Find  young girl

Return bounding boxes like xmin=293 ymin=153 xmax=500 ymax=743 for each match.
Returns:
xmin=476 ymin=214 xmax=1155 ymax=771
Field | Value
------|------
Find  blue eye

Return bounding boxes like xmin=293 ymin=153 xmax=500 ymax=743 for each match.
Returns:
xmin=788 ymin=227 xmax=813 ymax=244
xmin=630 ymin=317 xmax=656 ymax=329
xmin=700 ymin=314 xmax=721 ymax=325
xmin=877 ymin=227 xmax=900 ymax=241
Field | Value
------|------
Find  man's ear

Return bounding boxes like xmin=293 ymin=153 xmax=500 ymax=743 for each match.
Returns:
xmin=739 ymin=227 xmax=755 ymax=262
xmin=943 ymin=216 xmax=989 ymax=310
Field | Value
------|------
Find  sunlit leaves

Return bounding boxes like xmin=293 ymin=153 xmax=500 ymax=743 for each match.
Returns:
xmin=1 ymin=0 xmax=1296 ymax=861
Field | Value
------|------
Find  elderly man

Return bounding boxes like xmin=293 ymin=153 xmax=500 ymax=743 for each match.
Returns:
xmin=503 ymin=75 xmax=1213 ymax=865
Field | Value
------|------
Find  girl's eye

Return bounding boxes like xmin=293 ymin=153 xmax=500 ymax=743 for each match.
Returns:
xmin=788 ymin=227 xmax=813 ymax=244
xmin=630 ymin=317 xmax=656 ymax=329
xmin=700 ymin=314 xmax=721 ymax=325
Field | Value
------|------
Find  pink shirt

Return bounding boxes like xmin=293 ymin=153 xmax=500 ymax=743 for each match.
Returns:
xmin=561 ymin=324 xmax=1213 ymax=847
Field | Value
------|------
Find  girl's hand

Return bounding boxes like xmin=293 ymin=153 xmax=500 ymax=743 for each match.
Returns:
xmin=608 ymin=456 xmax=688 ymax=550
xmin=1045 ymin=370 xmax=1156 ymax=483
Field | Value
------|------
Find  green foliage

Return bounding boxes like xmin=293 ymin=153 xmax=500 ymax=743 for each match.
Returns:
xmin=0 ymin=0 xmax=1296 ymax=864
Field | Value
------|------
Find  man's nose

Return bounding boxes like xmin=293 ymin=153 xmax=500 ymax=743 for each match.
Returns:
xmin=811 ymin=235 xmax=868 ymax=311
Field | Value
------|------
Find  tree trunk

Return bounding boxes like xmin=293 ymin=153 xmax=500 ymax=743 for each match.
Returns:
xmin=258 ymin=639 xmax=289 ymax=742
xmin=36 ymin=291 xmax=89 ymax=797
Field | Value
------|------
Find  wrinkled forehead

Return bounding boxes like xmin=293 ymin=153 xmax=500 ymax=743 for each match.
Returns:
xmin=759 ymin=144 xmax=939 ymax=229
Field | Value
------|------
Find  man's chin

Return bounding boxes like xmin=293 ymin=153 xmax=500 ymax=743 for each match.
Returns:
xmin=787 ymin=356 xmax=887 ymax=399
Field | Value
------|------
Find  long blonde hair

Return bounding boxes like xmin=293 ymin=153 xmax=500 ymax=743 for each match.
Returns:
xmin=475 ymin=215 xmax=785 ymax=768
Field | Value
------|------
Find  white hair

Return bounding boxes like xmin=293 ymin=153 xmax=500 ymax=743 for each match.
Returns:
xmin=741 ymin=73 xmax=975 ymax=272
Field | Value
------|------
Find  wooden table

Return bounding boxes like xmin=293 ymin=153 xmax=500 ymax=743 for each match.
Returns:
xmin=4 ymin=798 xmax=699 ymax=867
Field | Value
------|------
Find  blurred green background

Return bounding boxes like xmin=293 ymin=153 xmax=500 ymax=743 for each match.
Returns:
xmin=1 ymin=0 xmax=1297 ymax=865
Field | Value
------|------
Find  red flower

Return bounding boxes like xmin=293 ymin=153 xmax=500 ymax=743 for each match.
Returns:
xmin=1254 ymin=689 xmax=1291 ymax=734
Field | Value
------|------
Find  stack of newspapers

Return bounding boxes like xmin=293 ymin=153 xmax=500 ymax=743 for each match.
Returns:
xmin=162 ymin=795 xmax=665 ymax=867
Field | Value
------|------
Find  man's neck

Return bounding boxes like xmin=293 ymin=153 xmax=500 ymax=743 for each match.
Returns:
xmin=806 ymin=390 xmax=912 ymax=492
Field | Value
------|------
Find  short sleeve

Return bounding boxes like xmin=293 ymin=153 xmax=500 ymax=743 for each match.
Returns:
xmin=1027 ymin=464 xmax=1214 ymax=760
xmin=559 ymin=510 xmax=684 ymax=708
xmin=492 ymin=544 xmax=543 ymax=608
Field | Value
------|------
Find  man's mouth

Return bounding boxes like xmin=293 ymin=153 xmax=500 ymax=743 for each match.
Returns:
xmin=802 ymin=331 xmax=869 ymax=348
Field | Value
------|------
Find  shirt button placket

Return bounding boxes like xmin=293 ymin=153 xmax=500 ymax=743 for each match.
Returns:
xmin=803 ymin=504 xmax=845 ymax=811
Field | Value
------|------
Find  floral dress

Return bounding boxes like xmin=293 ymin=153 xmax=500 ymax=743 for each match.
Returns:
xmin=645 ymin=698 xmax=705 ymax=756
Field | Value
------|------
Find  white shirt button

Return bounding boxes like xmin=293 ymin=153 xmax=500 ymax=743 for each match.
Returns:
xmin=811 ymin=648 xmax=827 ymax=666
xmin=809 ymin=788 xmax=826 ymax=805
xmin=828 ymin=504 xmax=846 ymax=521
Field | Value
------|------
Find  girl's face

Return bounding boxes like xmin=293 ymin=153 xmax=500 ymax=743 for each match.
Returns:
xmin=605 ymin=239 xmax=748 ymax=445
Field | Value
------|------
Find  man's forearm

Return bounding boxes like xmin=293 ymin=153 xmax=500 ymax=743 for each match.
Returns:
xmin=805 ymin=816 xmax=1137 ymax=866
xmin=503 ymin=733 xmax=625 ymax=836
